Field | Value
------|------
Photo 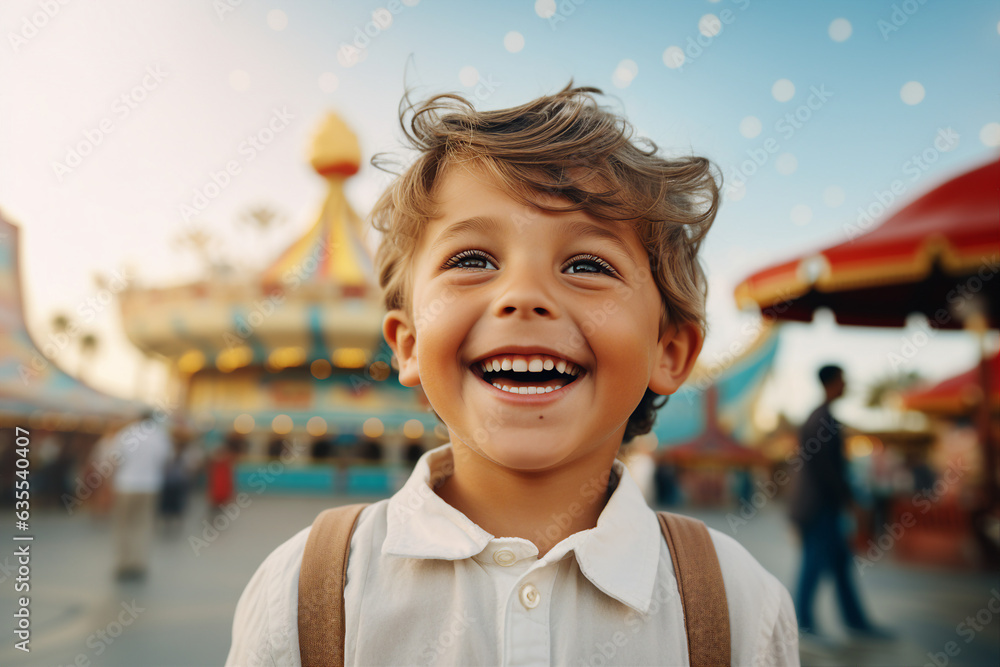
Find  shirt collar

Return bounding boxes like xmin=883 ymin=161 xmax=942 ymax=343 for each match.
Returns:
xmin=383 ymin=444 xmax=662 ymax=613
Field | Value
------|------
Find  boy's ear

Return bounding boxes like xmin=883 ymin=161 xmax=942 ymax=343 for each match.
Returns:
xmin=648 ymin=322 xmax=704 ymax=396
xmin=382 ymin=309 xmax=420 ymax=387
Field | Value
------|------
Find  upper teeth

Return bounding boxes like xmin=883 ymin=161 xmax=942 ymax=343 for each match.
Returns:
xmin=479 ymin=354 xmax=580 ymax=376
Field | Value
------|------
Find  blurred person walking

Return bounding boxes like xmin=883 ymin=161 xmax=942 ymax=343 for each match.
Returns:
xmin=159 ymin=435 xmax=200 ymax=536
xmin=789 ymin=365 xmax=895 ymax=641
xmin=207 ymin=432 xmax=244 ymax=515
xmin=35 ymin=432 xmax=66 ymax=508
xmin=108 ymin=410 xmax=173 ymax=582
xmin=84 ymin=425 xmax=122 ymax=517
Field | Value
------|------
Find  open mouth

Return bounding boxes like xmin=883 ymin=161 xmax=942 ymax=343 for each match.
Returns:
xmin=470 ymin=353 xmax=585 ymax=395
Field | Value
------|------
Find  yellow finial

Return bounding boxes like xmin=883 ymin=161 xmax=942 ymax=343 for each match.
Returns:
xmin=310 ymin=112 xmax=361 ymax=177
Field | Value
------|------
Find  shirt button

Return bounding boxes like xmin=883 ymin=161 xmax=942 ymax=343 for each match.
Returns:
xmin=493 ymin=549 xmax=516 ymax=567
xmin=519 ymin=583 xmax=540 ymax=610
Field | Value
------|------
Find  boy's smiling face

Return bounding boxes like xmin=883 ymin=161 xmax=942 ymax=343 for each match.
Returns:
xmin=383 ymin=163 xmax=702 ymax=473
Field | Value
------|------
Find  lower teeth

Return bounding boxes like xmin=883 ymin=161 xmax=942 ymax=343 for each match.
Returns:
xmin=492 ymin=383 xmax=563 ymax=394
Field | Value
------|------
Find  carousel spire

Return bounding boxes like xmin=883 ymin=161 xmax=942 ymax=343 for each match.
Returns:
xmin=261 ymin=112 xmax=373 ymax=293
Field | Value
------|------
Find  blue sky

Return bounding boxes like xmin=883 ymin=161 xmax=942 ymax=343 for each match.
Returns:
xmin=1 ymin=0 xmax=997 ymax=428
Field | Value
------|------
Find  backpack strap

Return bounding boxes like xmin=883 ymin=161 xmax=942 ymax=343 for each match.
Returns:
xmin=658 ymin=511 xmax=731 ymax=667
xmin=298 ymin=503 xmax=369 ymax=667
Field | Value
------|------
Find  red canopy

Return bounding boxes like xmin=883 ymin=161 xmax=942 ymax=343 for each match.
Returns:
xmin=734 ymin=158 xmax=1000 ymax=329
xmin=902 ymin=352 xmax=1000 ymax=416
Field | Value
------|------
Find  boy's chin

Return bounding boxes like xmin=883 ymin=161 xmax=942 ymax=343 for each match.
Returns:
xmin=463 ymin=435 xmax=577 ymax=473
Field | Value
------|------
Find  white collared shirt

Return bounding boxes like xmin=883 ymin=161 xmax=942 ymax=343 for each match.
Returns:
xmin=226 ymin=445 xmax=799 ymax=667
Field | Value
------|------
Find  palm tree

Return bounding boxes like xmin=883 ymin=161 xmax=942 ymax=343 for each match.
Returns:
xmin=239 ymin=205 xmax=284 ymax=234
xmin=48 ymin=312 xmax=73 ymax=365
xmin=49 ymin=312 xmax=88 ymax=378
xmin=866 ymin=370 xmax=923 ymax=413
xmin=173 ymin=224 xmax=219 ymax=277
xmin=51 ymin=312 xmax=70 ymax=336
xmin=78 ymin=332 xmax=99 ymax=379
xmin=239 ymin=205 xmax=286 ymax=270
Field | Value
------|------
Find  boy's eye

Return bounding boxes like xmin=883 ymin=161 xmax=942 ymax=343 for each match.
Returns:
xmin=441 ymin=249 xmax=497 ymax=270
xmin=563 ymin=254 xmax=619 ymax=277
xmin=441 ymin=250 xmax=619 ymax=277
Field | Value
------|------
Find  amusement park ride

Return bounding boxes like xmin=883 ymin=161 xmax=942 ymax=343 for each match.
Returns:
xmin=118 ymin=112 xmax=442 ymax=487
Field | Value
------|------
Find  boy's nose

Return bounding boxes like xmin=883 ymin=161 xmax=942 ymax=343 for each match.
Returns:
xmin=492 ymin=266 xmax=561 ymax=320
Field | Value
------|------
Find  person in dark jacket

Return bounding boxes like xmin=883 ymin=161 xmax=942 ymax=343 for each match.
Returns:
xmin=790 ymin=365 xmax=894 ymax=640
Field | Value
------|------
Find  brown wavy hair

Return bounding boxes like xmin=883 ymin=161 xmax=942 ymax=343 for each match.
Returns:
xmin=370 ymin=83 xmax=720 ymax=442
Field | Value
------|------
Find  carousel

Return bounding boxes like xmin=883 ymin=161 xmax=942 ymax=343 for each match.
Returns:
xmin=118 ymin=113 xmax=442 ymax=494
xmin=651 ymin=323 xmax=780 ymax=506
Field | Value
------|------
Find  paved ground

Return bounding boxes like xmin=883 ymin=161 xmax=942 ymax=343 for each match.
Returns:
xmin=0 ymin=494 xmax=997 ymax=666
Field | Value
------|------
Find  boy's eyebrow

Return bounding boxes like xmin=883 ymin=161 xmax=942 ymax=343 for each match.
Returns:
xmin=564 ymin=220 xmax=638 ymax=261
xmin=428 ymin=216 xmax=504 ymax=252
xmin=430 ymin=216 xmax=637 ymax=261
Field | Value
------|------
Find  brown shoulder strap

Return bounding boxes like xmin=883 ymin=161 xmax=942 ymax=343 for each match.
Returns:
xmin=658 ymin=511 xmax=731 ymax=667
xmin=298 ymin=503 xmax=369 ymax=667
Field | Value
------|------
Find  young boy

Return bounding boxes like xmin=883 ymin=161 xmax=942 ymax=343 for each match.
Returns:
xmin=226 ymin=85 xmax=799 ymax=666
